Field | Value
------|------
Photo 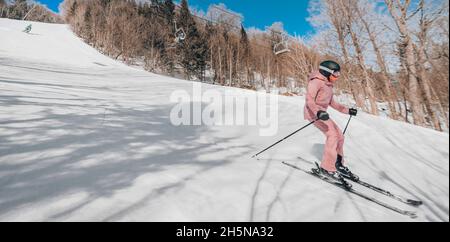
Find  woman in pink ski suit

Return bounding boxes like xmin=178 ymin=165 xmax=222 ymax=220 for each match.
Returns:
xmin=304 ymin=61 xmax=357 ymax=177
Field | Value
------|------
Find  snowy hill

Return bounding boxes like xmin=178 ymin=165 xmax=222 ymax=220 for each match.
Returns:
xmin=0 ymin=19 xmax=448 ymax=222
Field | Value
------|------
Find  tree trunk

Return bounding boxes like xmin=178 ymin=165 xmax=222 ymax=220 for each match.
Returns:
xmin=218 ymin=46 xmax=223 ymax=85
xmin=356 ymin=6 xmax=398 ymax=119
xmin=341 ymin=1 xmax=379 ymax=115
xmin=229 ymin=48 xmax=233 ymax=87
xmin=326 ymin=0 xmax=364 ymax=109
xmin=416 ymin=44 xmax=442 ymax=131
xmin=385 ymin=0 xmax=426 ymax=126
xmin=349 ymin=28 xmax=379 ymax=115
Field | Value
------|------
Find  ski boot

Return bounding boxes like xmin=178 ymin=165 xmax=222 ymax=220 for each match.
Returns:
xmin=336 ymin=155 xmax=359 ymax=182
xmin=312 ymin=162 xmax=352 ymax=189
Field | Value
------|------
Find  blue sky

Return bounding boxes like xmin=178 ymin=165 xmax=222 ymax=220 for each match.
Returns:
xmin=184 ymin=0 xmax=313 ymax=36
xmin=35 ymin=0 xmax=62 ymax=14
xmin=36 ymin=0 xmax=313 ymax=36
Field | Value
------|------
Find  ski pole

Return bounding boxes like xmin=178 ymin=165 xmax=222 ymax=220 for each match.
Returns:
xmin=343 ymin=116 xmax=352 ymax=135
xmin=252 ymin=119 xmax=317 ymax=158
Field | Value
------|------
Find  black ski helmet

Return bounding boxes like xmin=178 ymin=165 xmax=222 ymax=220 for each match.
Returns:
xmin=319 ymin=60 xmax=341 ymax=78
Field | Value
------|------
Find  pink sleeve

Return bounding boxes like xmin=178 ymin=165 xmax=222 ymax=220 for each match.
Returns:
xmin=306 ymin=79 xmax=322 ymax=115
xmin=330 ymin=96 xmax=349 ymax=114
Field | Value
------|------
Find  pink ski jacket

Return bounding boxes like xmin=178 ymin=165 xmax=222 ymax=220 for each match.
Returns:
xmin=304 ymin=71 xmax=349 ymax=121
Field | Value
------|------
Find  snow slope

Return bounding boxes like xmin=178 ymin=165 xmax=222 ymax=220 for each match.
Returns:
xmin=0 ymin=19 xmax=448 ymax=222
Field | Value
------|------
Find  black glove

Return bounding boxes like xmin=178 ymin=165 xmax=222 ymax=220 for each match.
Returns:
xmin=349 ymin=108 xmax=358 ymax=116
xmin=317 ymin=111 xmax=329 ymax=121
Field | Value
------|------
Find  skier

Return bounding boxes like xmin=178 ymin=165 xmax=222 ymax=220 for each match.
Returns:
xmin=304 ymin=60 xmax=358 ymax=180
xmin=23 ymin=24 xmax=32 ymax=34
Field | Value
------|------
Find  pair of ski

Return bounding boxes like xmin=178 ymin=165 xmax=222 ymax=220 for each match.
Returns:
xmin=283 ymin=158 xmax=423 ymax=219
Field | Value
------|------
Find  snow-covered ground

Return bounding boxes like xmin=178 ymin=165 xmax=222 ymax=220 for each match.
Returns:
xmin=0 ymin=19 xmax=448 ymax=222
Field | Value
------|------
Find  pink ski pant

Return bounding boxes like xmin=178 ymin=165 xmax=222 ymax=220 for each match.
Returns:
xmin=314 ymin=119 xmax=345 ymax=172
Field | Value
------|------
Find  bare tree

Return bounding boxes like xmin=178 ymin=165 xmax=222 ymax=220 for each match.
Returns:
xmin=0 ymin=0 xmax=6 ymax=17
xmin=355 ymin=1 xmax=400 ymax=119
xmin=319 ymin=0 xmax=367 ymax=111
xmin=286 ymin=40 xmax=322 ymax=91
xmin=340 ymin=0 xmax=379 ymax=115
xmin=413 ymin=0 xmax=444 ymax=131
xmin=385 ymin=0 xmax=426 ymax=126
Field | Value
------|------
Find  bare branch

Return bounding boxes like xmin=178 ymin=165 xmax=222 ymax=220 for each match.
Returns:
xmin=406 ymin=0 xmax=423 ymax=21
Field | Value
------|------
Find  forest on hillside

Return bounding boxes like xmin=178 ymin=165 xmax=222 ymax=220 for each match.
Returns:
xmin=0 ymin=0 xmax=62 ymax=23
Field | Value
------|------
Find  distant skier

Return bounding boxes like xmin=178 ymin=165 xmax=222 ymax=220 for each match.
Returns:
xmin=304 ymin=60 xmax=358 ymax=180
xmin=23 ymin=24 xmax=32 ymax=34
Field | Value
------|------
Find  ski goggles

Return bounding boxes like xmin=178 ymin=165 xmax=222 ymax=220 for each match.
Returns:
xmin=319 ymin=65 xmax=341 ymax=77
xmin=331 ymin=71 xmax=341 ymax=78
